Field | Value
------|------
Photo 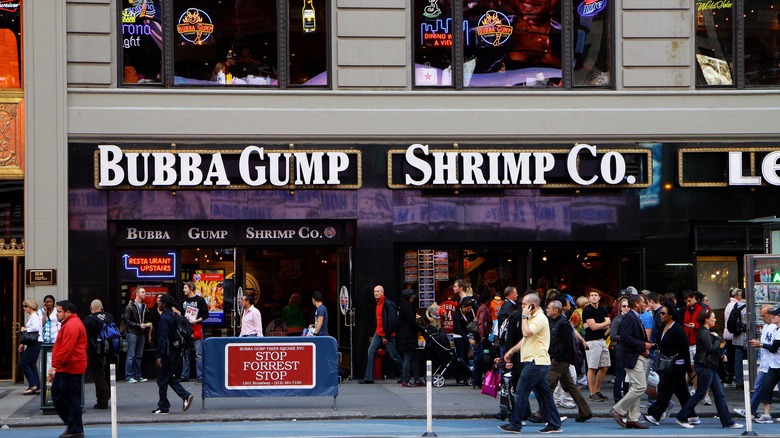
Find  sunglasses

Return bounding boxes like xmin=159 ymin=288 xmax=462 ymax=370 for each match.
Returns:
xmin=621 ymin=305 xmax=629 ymax=308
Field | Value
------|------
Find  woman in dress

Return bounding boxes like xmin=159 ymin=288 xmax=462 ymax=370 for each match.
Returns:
xmin=674 ymin=309 xmax=742 ymax=429
xmin=645 ymin=302 xmax=695 ymax=425
xmin=19 ymin=298 xmax=43 ymax=395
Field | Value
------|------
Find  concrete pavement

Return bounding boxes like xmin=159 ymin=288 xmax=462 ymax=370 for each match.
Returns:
xmin=0 ymin=373 xmax=769 ymax=433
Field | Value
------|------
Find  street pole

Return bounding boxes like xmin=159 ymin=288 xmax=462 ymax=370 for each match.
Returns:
xmin=110 ymin=363 xmax=118 ymax=438
xmin=422 ymin=360 xmax=437 ymax=437
xmin=742 ymin=359 xmax=757 ymax=436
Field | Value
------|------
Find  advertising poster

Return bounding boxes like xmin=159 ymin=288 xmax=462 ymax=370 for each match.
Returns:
xmin=130 ymin=285 xmax=169 ymax=309
xmin=194 ymin=270 xmax=224 ymax=324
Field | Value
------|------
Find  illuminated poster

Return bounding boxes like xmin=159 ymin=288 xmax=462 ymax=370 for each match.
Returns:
xmin=121 ymin=0 xmax=163 ymax=84
xmin=121 ymin=251 xmax=176 ymax=280
xmin=194 ymin=270 xmax=224 ymax=324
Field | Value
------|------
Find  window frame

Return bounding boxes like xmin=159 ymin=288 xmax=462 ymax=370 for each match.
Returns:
xmin=118 ymin=0 xmax=332 ymax=89
xmin=411 ymin=0 xmax=615 ymax=90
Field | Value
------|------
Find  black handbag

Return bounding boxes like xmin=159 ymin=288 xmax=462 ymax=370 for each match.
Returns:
xmin=652 ymin=352 xmax=678 ymax=374
xmin=20 ymin=330 xmax=38 ymax=346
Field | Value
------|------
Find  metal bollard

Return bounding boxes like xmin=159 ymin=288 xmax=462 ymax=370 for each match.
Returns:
xmin=422 ymin=360 xmax=437 ymax=437
xmin=110 ymin=364 xmax=118 ymax=438
xmin=742 ymin=359 xmax=757 ymax=436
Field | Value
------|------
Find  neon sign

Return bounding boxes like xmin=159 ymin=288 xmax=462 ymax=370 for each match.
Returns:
xmin=177 ymin=8 xmax=214 ymax=45
xmin=123 ymin=252 xmax=176 ymax=278
xmin=476 ymin=10 xmax=512 ymax=47
xmin=577 ymin=0 xmax=607 ymax=17
xmin=0 ymin=2 xmax=21 ymax=13
xmin=423 ymin=0 xmax=442 ymax=19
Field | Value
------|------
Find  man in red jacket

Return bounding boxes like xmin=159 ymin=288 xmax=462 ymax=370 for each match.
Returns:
xmin=47 ymin=300 xmax=88 ymax=438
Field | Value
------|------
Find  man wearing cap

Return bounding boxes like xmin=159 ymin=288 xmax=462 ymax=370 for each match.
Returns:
xmin=734 ymin=304 xmax=778 ymax=422
xmin=153 ymin=294 xmax=193 ymax=415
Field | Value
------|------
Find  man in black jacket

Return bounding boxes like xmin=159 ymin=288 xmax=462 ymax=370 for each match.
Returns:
xmin=153 ymin=294 xmax=193 ymax=415
xmin=83 ymin=299 xmax=114 ymax=410
xmin=359 ymin=285 xmax=403 ymax=383
xmin=610 ymin=294 xmax=653 ymax=429
xmin=123 ymin=287 xmax=152 ymax=383
xmin=534 ymin=299 xmax=593 ymax=422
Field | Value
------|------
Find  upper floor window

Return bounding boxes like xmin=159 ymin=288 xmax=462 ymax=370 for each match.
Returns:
xmin=121 ymin=0 xmax=329 ymax=88
xmin=413 ymin=0 xmax=611 ymax=88
xmin=695 ymin=0 xmax=780 ymax=86
xmin=0 ymin=0 xmax=22 ymax=89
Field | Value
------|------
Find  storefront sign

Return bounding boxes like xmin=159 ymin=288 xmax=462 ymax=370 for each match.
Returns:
xmin=181 ymin=225 xmax=234 ymax=243
xmin=388 ymin=144 xmax=651 ymax=189
xmin=225 ymin=343 xmax=316 ymax=389
xmin=117 ymin=223 xmax=177 ymax=246
xmin=476 ymin=10 xmax=513 ymax=47
xmin=679 ymin=147 xmax=780 ymax=187
xmin=241 ymin=223 xmax=342 ymax=243
xmin=95 ymin=145 xmax=361 ymax=190
xmin=176 ymin=8 xmax=214 ymax=45
xmin=122 ymin=251 xmax=176 ymax=279
xmin=26 ymin=269 xmax=56 ymax=286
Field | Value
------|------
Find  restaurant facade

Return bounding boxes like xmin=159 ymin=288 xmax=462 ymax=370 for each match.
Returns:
xmin=3 ymin=0 xmax=780 ymax=380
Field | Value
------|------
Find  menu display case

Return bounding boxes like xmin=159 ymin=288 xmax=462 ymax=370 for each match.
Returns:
xmin=745 ymin=254 xmax=780 ymax=385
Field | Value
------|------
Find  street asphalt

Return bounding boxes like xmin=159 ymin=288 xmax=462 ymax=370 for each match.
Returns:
xmin=1 ymin=372 xmax=778 ymax=437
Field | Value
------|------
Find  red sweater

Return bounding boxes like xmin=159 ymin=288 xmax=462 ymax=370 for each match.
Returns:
xmin=52 ymin=314 xmax=88 ymax=374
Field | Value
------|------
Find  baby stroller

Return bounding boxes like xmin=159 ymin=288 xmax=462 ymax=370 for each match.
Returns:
xmin=422 ymin=325 xmax=473 ymax=387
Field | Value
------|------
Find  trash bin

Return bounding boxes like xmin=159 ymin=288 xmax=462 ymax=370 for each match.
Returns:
xmin=39 ymin=344 xmax=85 ymax=412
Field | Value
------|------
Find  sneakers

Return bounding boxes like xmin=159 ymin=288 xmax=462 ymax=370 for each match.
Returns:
xmin=498 ymin=424 xmax=521 ymax=434
xmin=183 ymin=394 xmax=194 ymax=412
xmin=538 ymin=426 xmax=563 ymax=433
xmin=138 ymin=377 xmax=148 ymax=382
xmin=724 ymin=423 xmax=744 ymax=429
xmin=644 ymin=414 xmax=660 ymax=426
xmin=733 ymin=408 xmax=748 ymax=418
xmin=126 ymin=378 xmax=137 ymax=384
xmin=755 ymin=414 xmax=774 ymax=424
xmin=688 ymin=416 xmax=701 ymax=425
xmin=413 ymin=380 xmax=425 ymax=387
xmin=401 ymin=382 xmax=411 ymax=387
xmin=152 ymin=408 xmax=169 ymax=415
xmin=595 ymin=392 xmax=608 ymax=400
xmin=557 ymin=401 xmax=576 ymax=409
xmin=676 ymin=419 xmax=694 ymax=429
xmin=703 ymin=395 xmax=712 ymax=406
xmin=588 ymin=394 xmax=604 ymax=402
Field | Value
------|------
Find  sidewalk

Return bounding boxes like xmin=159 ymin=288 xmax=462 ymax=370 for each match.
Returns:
xmin=0 ymin=375 xmax=757 ymax=429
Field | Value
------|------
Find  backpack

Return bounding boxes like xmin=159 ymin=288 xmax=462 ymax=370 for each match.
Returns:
xmin=95 ymin=320 xmax=121 ymax=358
xmin=727 ymin=302 xmax=745 ymax=335
xmin=171 ymin=314 xmax=194 ymax=353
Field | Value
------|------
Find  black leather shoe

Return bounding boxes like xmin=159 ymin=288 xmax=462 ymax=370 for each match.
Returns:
xmin=528 ymin=415 xmax=545 ymax=424
xmin=358 ymin=379 xmax=374 ymax=384
xmin=626 ymin=421 xmax=649 ymax=429
xmin=93 ymin=403 xmax=108 ymax=409
xmin=575 ymin=414 xmax=593 ymax=423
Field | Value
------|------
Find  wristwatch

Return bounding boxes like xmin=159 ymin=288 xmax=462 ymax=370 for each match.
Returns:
xmin=521 ymin=315 xmax=530 ymax=320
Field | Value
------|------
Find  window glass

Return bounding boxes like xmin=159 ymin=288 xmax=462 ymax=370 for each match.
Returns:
xmin=413 ymin=0 xmax=454 ymax=87
xmin=0 ymin=181 xmax=23 ymax=242
xmin=288 ymin=0 xmax=328 ymax=86
xmin=463 ymin=0 xmax=562 ymax=88
xmin=121 ymin=0 xmax=163 ymax=85
xmin=173 ymin=0 xmax=278 ymax=86
xmin=0 ymin=0 xmax=22 ymax=88
xmin=694 ymin=2 xmax=734 ymax=86
xmin=744 ymin=0 xmax=780 ymax=86
xmin=572 ymin=0 xmax=610 ymax=86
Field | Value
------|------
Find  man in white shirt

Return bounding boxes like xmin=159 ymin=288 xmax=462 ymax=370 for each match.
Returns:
xmin=735 ymin=305 xmax=780 ymax=423
xmin=239 ymin=294 xmax=264 ymax=337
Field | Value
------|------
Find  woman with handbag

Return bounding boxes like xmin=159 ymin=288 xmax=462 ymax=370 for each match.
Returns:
xmin=674 ymin=309 xmax=742 ymax=429
xmin=645 ymin=303 xmax=695 ymax=425
xmin=19 ymin=298 xmax=43 ymax=395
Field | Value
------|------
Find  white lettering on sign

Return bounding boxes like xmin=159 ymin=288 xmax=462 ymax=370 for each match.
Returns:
xmin=126 ymin=228 xmax=171 ymax=240
xmin=728 ymin=151 xmax=780 ymax=186
xmin=403 ymin=143 xmax=635 ymax=186
xmin=187 ymin=227 xmax=229 ymax=240
xmin=97 ymin=145 xmax=354 ymax=188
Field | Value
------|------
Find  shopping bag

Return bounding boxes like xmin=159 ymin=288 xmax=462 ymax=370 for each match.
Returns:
xmin=441 ymin=66 xmax=452 ymax=86
xmin=415 ymin=63 xmax=439 ymax=86
xmin=481 ymin=366 xmax=500 ymax=398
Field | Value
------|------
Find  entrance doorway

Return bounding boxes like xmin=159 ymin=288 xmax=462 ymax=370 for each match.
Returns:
xmin=0 ymin=256 xmax=23 ymax=381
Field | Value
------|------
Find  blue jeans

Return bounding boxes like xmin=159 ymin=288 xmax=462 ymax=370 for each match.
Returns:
xmin=20 ymin=341 xmax=42 ymax=389
xmin=734 ymin=345 xmax=746 ymax=386
xmin=750 ymin=370 xmax=766 ymax=415
xmin=677 ymin=366 xmax=735 ymax=427
xmin=364 ymin=334 xmax=402 ymax=381
xmin=125 ymin=332 xmax=145 ymax=380
xmin=510 ymin=362 xmax=561 ymax=430
xmin=182 ymin=338 xmax=203 ymax=379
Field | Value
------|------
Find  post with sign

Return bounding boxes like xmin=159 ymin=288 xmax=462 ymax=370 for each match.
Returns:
xmin=339 ymin=286 xmax=353 ymax=380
